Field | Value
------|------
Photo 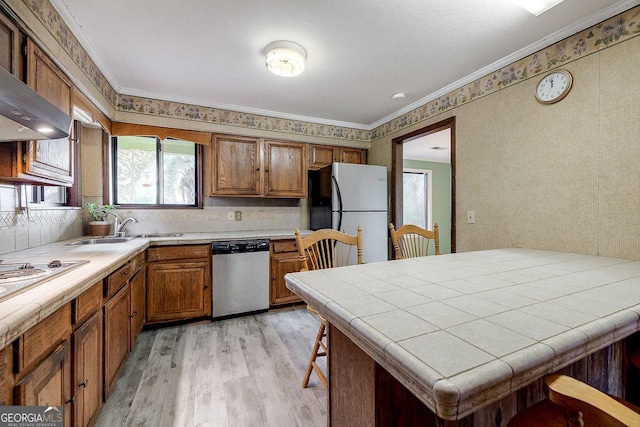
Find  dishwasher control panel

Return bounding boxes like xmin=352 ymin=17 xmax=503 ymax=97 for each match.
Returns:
xmin=211 ymin=239 xmax=269 ymax=254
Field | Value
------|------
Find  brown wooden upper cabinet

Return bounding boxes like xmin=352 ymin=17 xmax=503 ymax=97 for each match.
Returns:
xmin=210 ymin=134 xmax=307 ymax=198
xmin=308 ymin=144 xmax=366 ymax=170
xmin=0 ymin=10 xmax=20 ymax=76
xmin=23 ymin=39 xmax=74 ymax=185
xmin=263 ymin=139 xmax=307 ymax=197
xmin=0 ymin=38 xmax=75 ymax=186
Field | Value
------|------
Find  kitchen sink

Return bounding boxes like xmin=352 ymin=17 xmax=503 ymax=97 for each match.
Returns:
xmin=69 ymin=237 xmax=132 ymax=245
xmin=134 ymin=233 xmax=184 ymax=238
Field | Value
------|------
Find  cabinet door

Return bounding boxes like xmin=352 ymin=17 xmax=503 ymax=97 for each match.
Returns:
xmin=14 ymin=341 xmax=72 ymax=427
xmin=147 ymin=260 xmax=211 ymax=323
xmin=23 ymin=39 xmax=74 ymax=185
xmin=73 ymin=311 xmax=102 ymax=427
xmin=340 ymin=147 xmax=366 ymax=164
xmin=103 ymin=284 xmax=130 ymax=399
xmin=0 ymin=11 xmax=20 ymax=76
xmin=147 ymin=261 xmax=211 ymax=323
xmin=308 ymin=145 xmax=337 ymax=170
xmin=210 ymin=134 xmax=261 ymax=196
xmin=129 ymin=268 xmax=146 ymax=348
xmin=0 ymin=345 xmax=13 ymax=406
xmin=308 ymin=145 xmax=366 ymax=169
xmin=264 ymin=140 xmax=307 ymax=197
xmin=270 ymin=240 xmax=303 ymax=306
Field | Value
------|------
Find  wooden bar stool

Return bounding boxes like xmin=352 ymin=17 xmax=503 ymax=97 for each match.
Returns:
xmin=508 ymin=374 xmax=640 ymax=426
xmin=389 ymin=223 xmax=440 ymax=259
xmin=294 ymin=227 xmax=363 ymax=389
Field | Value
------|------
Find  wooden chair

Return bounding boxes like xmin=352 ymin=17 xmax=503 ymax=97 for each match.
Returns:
xmin=508 ymin=374 xmax=640 ymax=426
xmin=389 ymin=222 xmax=440 ymax=259
xmin=294 ymin=226 xmax=363 ymax=389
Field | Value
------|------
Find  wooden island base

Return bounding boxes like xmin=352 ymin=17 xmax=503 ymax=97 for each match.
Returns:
xmin=328 ymin=324 xmax=629 ymax=427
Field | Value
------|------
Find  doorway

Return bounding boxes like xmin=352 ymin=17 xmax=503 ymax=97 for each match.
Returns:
xmin=391 ymin=117 xmax=455 ymax=253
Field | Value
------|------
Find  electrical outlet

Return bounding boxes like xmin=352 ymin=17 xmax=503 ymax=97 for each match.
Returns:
xmin=235 ymin=210 xmax=242 ymax=221
xmin=227 ymin=211 xmax=235 ymax=221
xmin=467 ymin=210 xmax=475 ymax=224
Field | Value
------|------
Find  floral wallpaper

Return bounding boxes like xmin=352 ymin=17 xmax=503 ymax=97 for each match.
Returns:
xmin=370 ymin=6 xmax=640 ymax=140
xmin=22 ymin=0 xmax=117 ymax=106
xmin=17 ymin=1 xmax=640 ymax=143
xmin=116 ymin=95 xmax=371 ymax=142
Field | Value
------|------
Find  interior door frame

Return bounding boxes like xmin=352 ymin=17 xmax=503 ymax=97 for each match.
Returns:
xmin=391 ymin=117 xmax=456 ymax=253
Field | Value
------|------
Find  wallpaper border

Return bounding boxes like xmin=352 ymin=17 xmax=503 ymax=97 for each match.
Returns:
xmin=18 ymin=1 xmax=640 ymax=143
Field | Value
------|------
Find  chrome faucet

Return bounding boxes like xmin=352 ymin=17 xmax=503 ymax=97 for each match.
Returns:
xmin=107 ymin=212 xmax=139 ymax=236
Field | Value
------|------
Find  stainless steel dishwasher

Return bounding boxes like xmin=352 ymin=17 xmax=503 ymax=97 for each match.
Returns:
xmin=211 ymin=239 xmax=270 ymax=319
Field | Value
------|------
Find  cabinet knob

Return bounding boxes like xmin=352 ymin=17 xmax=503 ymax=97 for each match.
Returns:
xmin=65 ymin=396 xmax=76 ymax=404
xmin=78 ymin=379 xmax=89 ymax=388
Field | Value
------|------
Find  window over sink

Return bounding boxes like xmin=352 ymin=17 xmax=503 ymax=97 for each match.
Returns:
xmin=112 ymin=136 xmax=200 ymax=207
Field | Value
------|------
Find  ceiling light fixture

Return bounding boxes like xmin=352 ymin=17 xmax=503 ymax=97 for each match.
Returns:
xmin=264 ymin=41 xmax=307 ymax=77
xmin=392 ymin=92 xmax=405 ymax=100
xmin=509 ymin=0 xmax=566 ymax=16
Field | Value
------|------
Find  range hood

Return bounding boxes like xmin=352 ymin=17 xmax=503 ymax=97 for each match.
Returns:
xmin=0 ymin=66 xmax=72 ymax=142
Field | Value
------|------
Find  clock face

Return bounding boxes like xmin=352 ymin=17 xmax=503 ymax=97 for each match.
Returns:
xmin=535 ymin=70 xmax=573 ymax=104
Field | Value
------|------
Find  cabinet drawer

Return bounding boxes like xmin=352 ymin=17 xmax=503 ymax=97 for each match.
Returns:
xmin=130 ymin=252 xmax=145 ymax=276
xmin=17 ymin=303 xmax=71 ymax=374
xmin=146 ymin=245 xmax=209 ymax=262
xmin=73 ymin=282 xmax=101 ymax=326
xmin=104 ymin=262 xmax=131 ymax=299
xmin=271 ymin=239 xmax=298 ymax=254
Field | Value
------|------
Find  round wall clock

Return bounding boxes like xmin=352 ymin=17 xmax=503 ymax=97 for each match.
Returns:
xmin=535 ymin=70 xmax=573 ymax=104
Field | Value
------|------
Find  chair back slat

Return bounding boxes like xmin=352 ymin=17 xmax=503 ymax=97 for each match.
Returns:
xmin=295 ymin=227 xmax=363 ymax=271
xmin=389 ymin=223 xmax=440 ymax=259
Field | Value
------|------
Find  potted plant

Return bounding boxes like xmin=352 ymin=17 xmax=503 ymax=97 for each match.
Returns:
xmin=86 ymin=203 xmax=116 ymax=236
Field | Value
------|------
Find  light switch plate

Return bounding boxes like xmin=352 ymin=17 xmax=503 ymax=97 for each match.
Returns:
xmin=227 ymin=211 xmax=235 ymax=221
xmin=235 ymin=210 xmax=242 ymax=221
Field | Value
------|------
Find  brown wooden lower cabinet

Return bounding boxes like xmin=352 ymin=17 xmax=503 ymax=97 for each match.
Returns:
xmin=0 ymin=345 xmax=13 ymax=405
xmin=72 ymin=310 xmax=102 ymax=426
xmin=146 ymin=245 xmax=212 ymax=323
xmin=14 ymin=341 xmax=72 ymax=427
xmin=103 ymin=283 xmax=130 ymax=400
xmin=2 ymin=253 xmax=144 ymax=426
xmin=147 ymin=260 xmax=211 ymax=322
xmin=129 ymin=267 xmax=146 ymax=348
xmin=269 ymin=239 xmax=303 ymax=306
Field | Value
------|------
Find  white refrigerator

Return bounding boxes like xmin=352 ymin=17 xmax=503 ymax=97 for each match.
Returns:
xmin=309 ymin=162 xmax=388 ymax=263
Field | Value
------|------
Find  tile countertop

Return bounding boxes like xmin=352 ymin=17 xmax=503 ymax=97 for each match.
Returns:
xmin=284 ymin=248 xmax=640 ymax=420
xmin=0 ymin=229 xmax=306 ymax=351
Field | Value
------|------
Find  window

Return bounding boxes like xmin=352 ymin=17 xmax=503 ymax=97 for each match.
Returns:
xmin=403 ymin=168 xmax=432 ymax=229
xmin=112 ymin=136 xmax=199 ymax=206
xmin=23 ymin=185 xmax=67 ymax=206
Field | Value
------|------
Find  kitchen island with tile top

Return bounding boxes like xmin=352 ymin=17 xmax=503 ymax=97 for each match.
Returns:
xmin=284 ymin=248 xmax=640 ymax=426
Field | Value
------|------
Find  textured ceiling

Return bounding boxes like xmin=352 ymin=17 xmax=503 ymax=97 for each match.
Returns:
xmin=51 ymin=0 xmax=636 ymax=129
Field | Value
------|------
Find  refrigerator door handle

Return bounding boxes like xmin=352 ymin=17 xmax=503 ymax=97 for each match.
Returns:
xmin=332 ymin=175 xmax=343 ymax=231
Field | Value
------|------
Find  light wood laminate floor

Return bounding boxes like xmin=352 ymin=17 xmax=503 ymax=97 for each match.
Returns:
xmin=96 ymin=307 xmax=327 ymax=427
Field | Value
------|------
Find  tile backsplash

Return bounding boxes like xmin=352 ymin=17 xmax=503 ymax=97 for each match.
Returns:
xmin=0 ymin=185 xmax=84 ymax=255
xmin=112 ymin=197 xmax=309 ymax=236
xmin=0 ymin=185 xmax=309 ymax=255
